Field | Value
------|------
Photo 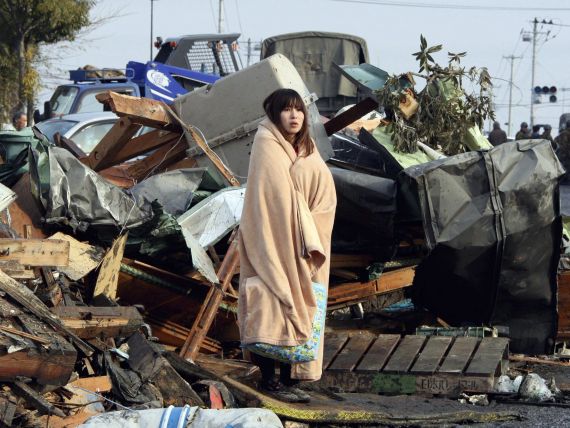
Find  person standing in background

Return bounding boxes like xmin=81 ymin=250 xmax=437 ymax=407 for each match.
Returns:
xmin=541 ymin=124 xmax=556 ymax=150
xmin=488 ymin=121 xmax=507 ymax=146
xmin=531 ymin=125 xmax=541 ymax=139
xmin=515 ymin=122 xmax=531 ymax=140
xmin=11 ymin=112 xmax=27 ymax=131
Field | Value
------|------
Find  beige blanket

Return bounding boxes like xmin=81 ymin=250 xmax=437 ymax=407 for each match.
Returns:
xmin=238 ymin=118 xmax=336 ymax=380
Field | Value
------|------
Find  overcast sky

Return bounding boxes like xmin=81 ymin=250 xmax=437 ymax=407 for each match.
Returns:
xmin=41 ymin=0 xmax=570 ymax=135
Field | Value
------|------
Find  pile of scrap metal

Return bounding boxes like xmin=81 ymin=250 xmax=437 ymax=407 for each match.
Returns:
xmin=0 ymin=50 xmax=564 ymax=425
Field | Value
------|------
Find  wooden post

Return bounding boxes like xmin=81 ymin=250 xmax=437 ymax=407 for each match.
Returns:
xmin=180 ymin=239 xmax=240 ymax=360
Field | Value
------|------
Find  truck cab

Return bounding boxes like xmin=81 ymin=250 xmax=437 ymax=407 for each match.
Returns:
xmin=44 ymin=69 xmax=140 ymax=120
xmin=35 ymin=34 xmax=243 ymax=123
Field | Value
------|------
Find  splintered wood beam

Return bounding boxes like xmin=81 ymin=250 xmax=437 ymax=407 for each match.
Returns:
xmin=52 ymin=306 xmax=144 ymax=339
xmin=126 ymin=138 xmax=188 ymax=182
xmin=93 ymin=234 xmax=128 ymax=301
xmin=146 ymin=315 xmax=222 ymax=353
xmin=330 ymin=253 xmax=375 ymax=269
xmin=54 ymin=132 xmax=87 ymax=158
xmin=96 ymin=91 xmax=181 ymax=130
xmin=11 ymin=381 xmax=66 ymax=418
xmin=96 ymin=129 xmax=181 ymax=170
xmin=180 ymin=239 xmax=240 ymax=360
xmin=323 ymin=97 xmax=379 ymax=136
xmin=0 ymin=270 xmax=93 ymax=356
xmin=328 ymin=266 xmax=415 ymax=307
xmin=165 ymin=105 xmax=240 ymax=187
xmin=0 ymin=239 xmax=70 ymax=267
xmin=82 ymin=116 xmax=142 ymax=171
xmin=47 ymin=232 xmax=105 ymax=282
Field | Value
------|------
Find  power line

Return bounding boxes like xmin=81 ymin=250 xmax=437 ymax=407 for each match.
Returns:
xmin=331 ymin=0 xmax=570 ymax=11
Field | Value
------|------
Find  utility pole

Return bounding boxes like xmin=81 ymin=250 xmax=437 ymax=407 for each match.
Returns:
xmin=150 ymin=0 xmax=159 ymax=61
xmin=150 ymin=0 xmax=154 ymax=61
xmin=525 ymin=18 xmax=555 ymax=128
xmin=218 ymin=0 xmax=224 ymax=33
xmin=530 ymin=18 xmax=538 ymax=128
xmin=246 ymin=38 xmax=262 ymax=66
xmin=503 ymin=55 xmax=521 ymax=136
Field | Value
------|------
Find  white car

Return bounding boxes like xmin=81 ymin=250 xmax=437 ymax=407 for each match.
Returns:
xmin=35 ymin=112 xmax=125 ymax=154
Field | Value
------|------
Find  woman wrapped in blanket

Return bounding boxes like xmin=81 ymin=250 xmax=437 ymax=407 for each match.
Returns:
xmin=238 ymin=89 xmax=337 ymax=403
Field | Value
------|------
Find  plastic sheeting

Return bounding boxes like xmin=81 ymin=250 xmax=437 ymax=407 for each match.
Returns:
xmin=330 ymin=166 xmax=397 ymax=259
xmin=129 ymin=168 xmax=206 ymax=217
xmin=401 ymin=139 xmax=564 ymax=353
xmin=33 ymin=147 xmax=153 ymax=231
xmin=79 ymin=405 xmax=284 ymax=428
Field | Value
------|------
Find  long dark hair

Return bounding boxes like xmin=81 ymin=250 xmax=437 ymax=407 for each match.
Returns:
xmin=262 ymin=88 xmax=313 ymax=156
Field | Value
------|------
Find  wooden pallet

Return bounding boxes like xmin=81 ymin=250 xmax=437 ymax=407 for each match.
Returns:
xmin=319 ymin=333 xmax=509 ymax=396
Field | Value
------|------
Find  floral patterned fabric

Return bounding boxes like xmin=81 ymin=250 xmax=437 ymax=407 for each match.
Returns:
xmin=244 ymin=282 xmax=327 ymax=363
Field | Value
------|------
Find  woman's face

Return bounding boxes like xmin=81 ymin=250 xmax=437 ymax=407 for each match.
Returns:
xmin=280 ymin=105 xmax=304 ymax=138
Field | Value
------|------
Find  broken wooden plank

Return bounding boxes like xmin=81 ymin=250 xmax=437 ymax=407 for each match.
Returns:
xmin=0 ymin=239 xmax=69 ymax=267
xmin=5 ymin=173 xmax=46 ymax=239
xmin=52 ymin=306 xmax=144 ymax=339
xmin=328 ymin=267 xmax=415 ymax=308
xmin=40 ymin=267 xmax=63 ymax=307
xmin=97 ymin=129 xmax=181 ymax=170
xmin=146 ymin=315 xmax=222 ymax=354
xmin=0 ymin=304 xmax=77 ymax=385
xmin=48 ymin=233 xmax=104 ymax=281
xmin=68 ymin=375 xmax=112 ymax=393
xmin=165 ymin=105 xmax=241 ymax=187
xmin=11 ymin=381 xmax=65 ymax=417
xmin=96 ymin=91 xmax=180 ymax=130
xmin=383 ymin=335 xmax=426 ymax=373
xmin=82 ymin=116 xmax=142 ymax=171
xmin=330 ymin=254 xmax=375 ymax=269
xmin=0 ymin=270 xmax=93 ymax=356
xmin=410 ymin=336 xmax=453 ymax=374
xmin=323 ymin=97 xmax=380 ymax=136
xmin=126 ymin=138 xmax=188 ymax=182
xmin=0 ymin=325 xmax=50 ymax=345
xmin=54 ymin=132 xmax=87 ymax=158
xmin=93 ymin=234 xmax=128 ymax=301
xmin=180 ymin=239 xmax=240 ymax=360
xmin=356 ymin=334 xmax=400 ymax=372
xmin=3 ymin=269 xmax=35 ymax=279
xmin=328 ymin=334 xmax=374 ymax=372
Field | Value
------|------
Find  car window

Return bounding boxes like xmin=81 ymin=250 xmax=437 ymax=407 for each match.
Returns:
xmin=35 ymin=120 xmax=78 ymax=143
xmin=50 ymin=87 xmax=79 ymax=116
xmin=76 ymin=91 xmax=106 ymax=113
xmin=76 ymin=87 xmax=136 ymax=114
xmin=70 ymin=121 xmax=116 ymax=153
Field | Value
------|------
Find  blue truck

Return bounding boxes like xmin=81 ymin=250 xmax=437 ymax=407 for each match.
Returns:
xmin=34 ymin=34 xmax=242 ymax=122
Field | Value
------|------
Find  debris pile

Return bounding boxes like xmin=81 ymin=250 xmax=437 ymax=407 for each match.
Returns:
xmin=0 ymin=45 xmax=566 ymax=426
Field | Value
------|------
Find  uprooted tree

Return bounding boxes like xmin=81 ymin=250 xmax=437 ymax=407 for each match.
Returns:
xmin=0 ymin=0 xmax=94 ymax=125
xmin=376 ymin=35 xmax=495 ymax=155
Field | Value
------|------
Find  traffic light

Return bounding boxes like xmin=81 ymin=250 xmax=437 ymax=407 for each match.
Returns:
xmin=534 ymin=85 xmax=557 ymax=102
